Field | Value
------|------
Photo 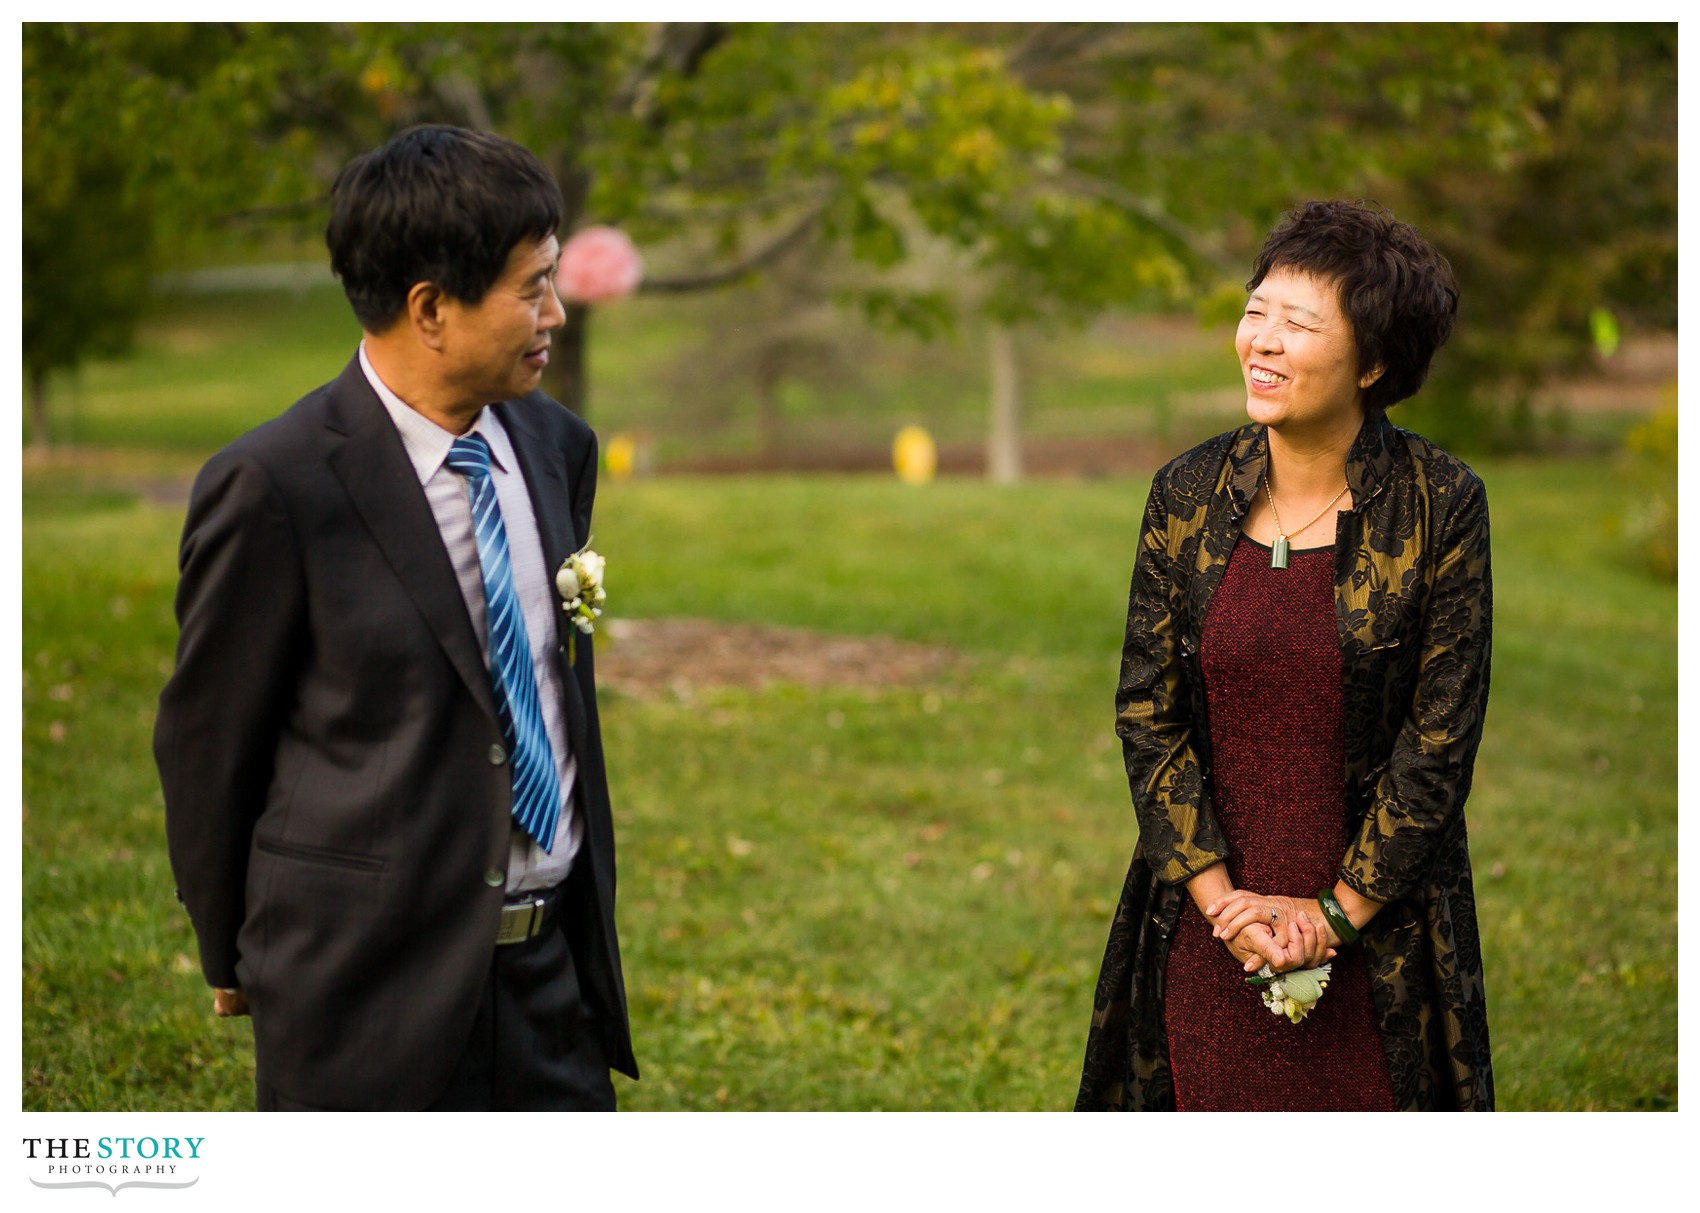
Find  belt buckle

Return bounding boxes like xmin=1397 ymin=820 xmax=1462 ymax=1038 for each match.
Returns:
xmin=496 ymin=895 xmax=547 ymax=946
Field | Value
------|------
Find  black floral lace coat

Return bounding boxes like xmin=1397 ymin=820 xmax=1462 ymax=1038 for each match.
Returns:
xmin=1075 ymin=416 xmax=1494 ymax=1111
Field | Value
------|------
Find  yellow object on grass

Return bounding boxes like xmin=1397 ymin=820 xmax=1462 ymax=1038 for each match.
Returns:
xmin=892 ymin=425 xmax=937 ymax=486
xmin=605 ymin=433 xmax=637 ymax=482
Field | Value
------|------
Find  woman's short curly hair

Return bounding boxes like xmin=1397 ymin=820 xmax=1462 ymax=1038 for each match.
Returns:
xmin=1247 ymin=200 xmax=1458 ymax=414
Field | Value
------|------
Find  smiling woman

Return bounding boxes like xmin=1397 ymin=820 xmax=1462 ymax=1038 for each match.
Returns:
xmin=1238 ymin=268 xmax=1381 ymax=446
xmin=1076 ymin=200 xmax=1494 ymax=1112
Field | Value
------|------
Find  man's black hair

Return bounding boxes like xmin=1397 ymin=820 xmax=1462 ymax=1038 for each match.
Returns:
xmin=326 ymin=124 xmax=562 ymax=332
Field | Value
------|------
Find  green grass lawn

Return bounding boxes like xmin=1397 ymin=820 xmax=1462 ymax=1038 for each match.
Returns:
xmin=20 ymin=282 xmax=1674 ymax=1109
xmin=21 ymin=458 xmax=1677 ymax=1110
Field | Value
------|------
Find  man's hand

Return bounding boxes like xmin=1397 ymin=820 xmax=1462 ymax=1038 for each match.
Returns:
xmin=213 ymin=987 xmax=250 ymax=1017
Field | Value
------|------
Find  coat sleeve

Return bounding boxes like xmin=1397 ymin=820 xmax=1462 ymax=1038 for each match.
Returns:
xmin=1115 ymin=473 xmax=1229 ymax=886
xmin=1341 ymin=471 xmax=1492 ymax=903
xmin=154 ymin=450 xmax=308 ymax=988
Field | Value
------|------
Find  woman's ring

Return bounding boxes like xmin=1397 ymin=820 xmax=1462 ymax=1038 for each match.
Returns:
xmin=1270 ymin=908 xmax=1279 ymax=923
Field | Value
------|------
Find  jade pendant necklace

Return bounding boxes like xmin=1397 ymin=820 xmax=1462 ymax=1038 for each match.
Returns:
xmin=1263 ymin=474 xmax=1349 ymax=570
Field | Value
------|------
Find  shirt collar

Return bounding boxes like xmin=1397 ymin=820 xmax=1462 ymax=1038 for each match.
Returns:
xmin=358 ymin=342 xmax=512 ymax=483
xmin=1224 ymin=413 xmax=1395 ymax=517
xmin=1343 ymin=412 xmax=1396 ymax=504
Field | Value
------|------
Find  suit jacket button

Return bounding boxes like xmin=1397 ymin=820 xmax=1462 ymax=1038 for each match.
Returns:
xmin=488 ymin=744 xmax=507 ymax=766
xmin=483 ymin=867 xmax=504 ymax=888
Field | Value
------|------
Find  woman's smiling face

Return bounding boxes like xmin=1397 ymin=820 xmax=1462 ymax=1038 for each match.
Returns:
xmin=1236 ymin=267 xmax=1382 ymax=438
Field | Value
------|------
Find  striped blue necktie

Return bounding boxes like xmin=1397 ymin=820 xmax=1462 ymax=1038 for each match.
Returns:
xmin=445 ymin=433 xmax=560 ymax=852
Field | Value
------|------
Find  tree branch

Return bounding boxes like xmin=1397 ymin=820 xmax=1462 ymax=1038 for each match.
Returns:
xmin=1007 ymin=23 xmax=1112 ymax=79
xmin=617 ymin=22 xmax=729 ymax=126
xmin=636 ymin=184 xmax=831 ymax=224
xmin=433 ymin=72 xmax=495 ymax=131
xmin=1063 ymin=170 xmax=1240 ymax=276
xmin=640 ymin=205 xmax=824 ymax=293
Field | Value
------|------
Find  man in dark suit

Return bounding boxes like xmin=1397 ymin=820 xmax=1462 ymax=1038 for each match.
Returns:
xmin=155 ymin=125 xmax=636 ymax=1110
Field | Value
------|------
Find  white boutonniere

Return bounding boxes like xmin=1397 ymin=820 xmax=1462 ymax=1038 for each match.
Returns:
xmin=1246 ymin=963 xmax=1332 ymax=1024
xmin=555 ymin=541 xmax=606 ymax=661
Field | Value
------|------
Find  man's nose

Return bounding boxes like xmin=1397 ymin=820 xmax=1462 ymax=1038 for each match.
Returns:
xmin=541 ymin=279 xmax=567 ymax=331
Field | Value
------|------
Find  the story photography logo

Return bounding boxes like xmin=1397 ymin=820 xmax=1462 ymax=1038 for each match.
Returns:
xmin=22 ymin=1134 xmax=203 ymax=1196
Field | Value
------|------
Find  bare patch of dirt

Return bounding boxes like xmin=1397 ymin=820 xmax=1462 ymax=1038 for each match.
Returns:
xmin=594 ymin=616 xmax=961 ymax=698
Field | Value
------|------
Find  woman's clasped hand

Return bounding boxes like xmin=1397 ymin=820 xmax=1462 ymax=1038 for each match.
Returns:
xmin=1206 ymin=890 xmax=1337 ymax=972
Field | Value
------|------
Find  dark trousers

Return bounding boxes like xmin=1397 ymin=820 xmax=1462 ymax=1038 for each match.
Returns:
xmin=256 ymin=920 xmax=615 ymax=1112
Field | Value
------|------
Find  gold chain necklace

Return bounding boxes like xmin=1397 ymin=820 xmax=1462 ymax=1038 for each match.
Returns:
xmin=1263 ymin=474 xmax=1348 ymax=570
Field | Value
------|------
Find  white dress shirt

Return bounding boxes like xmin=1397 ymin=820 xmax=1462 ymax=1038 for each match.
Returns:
xmin=359 ymin=344 xmax=580 ymax=892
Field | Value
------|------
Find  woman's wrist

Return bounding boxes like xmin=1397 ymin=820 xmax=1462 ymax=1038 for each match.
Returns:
xmin=1185 ymin=862 xmax=1235 ymax=917
xmin=1314 ymin=881 xmax=1385 ymax=946
xmin=1314 ymin=887 xmax=1360 ymax=945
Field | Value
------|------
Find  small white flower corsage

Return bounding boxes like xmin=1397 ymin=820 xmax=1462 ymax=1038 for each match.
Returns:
xmin=1246 ymin=962 xmax=1332 ymax=1025
xmin=555 ymin=541 xmax=607 ymax=659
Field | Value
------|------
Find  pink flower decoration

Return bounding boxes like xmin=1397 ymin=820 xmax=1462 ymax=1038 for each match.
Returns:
xmin=556 ymin=225 xmax=644 ymax=303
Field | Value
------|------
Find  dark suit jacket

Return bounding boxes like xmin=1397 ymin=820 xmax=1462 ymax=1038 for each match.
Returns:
xmin=155 ymin=355 xmax=637 ymax=1109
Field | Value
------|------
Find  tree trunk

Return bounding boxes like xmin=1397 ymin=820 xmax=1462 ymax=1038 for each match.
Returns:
xmin=28 ymin=367 xmax=50 ymax=452
xmin=987 ymin=323 xmax=1022 ymax=484
xmin=544 ymin=149 xmax=591 ymax=420
xmin=755 ymin=354 xmax=783 ymax=469
xmin=546 ymin=302 xmax=590 ymax=418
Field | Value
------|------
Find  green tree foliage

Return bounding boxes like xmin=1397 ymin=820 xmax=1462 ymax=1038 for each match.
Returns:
xmin=23 ymin=23 xmax=1081 ymax=422
xmin=23 ymin=27 xmax=160 ymax=448
xmin=1006 ymin=23 xmax=1673 ymax=451
xmin=22 ymin=23 xmax=1674 ymax=448
xmin=21 ymin=149 xmax=153 ymax=451
xmin=22 ymin=23 xmax=327 ymax=447
xmin=1000 ymin=26 xmax=1555 ymax=305
xmin=1404 ymin=24 xmax=1677 ymax=445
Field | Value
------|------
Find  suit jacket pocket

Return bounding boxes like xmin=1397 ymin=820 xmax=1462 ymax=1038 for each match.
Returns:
xmin=255 ymin=835 xmax=387 ymax=873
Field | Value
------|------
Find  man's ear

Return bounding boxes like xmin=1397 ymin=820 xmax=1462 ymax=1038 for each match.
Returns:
xmin=407 ymin=281 xmax=449 ymax=351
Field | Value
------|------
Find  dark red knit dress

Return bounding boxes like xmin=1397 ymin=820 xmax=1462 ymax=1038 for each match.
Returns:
xmin=1162 ymin=535 xmax=1396 ymax=1111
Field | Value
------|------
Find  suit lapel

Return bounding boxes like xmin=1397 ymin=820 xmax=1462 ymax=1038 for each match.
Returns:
xmin=496 ymin=402 xmax=582 ymax=572
xmin=323 ymin=358 xmax=500 ymax=726
xmin=1187 ymin=424 xmax=1262 ymax=639
xmin=495 ymin=401 xmax=593 ymax=760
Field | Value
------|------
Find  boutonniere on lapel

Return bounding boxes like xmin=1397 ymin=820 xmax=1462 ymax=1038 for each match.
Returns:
xmin=555 ymin=541 xmax=607 ymax=664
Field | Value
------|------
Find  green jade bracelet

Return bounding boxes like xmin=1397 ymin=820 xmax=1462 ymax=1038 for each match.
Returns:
xmin=1315 ymin=887 xmax=1362 ymax=945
